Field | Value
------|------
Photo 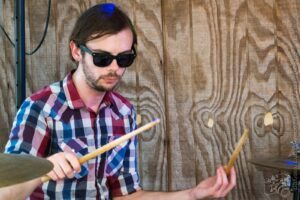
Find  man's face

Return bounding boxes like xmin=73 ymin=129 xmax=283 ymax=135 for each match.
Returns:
xmin=80 ymin=28 xmax=134 ymax=92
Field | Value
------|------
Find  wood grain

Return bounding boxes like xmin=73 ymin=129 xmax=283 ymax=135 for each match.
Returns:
xmin=162 ymin=0 xmax=197 ymax=191
xmin=130 ymin=0 xmax=168 ymax=191
xmin=0 ymin=0 xmax=15 ymax=152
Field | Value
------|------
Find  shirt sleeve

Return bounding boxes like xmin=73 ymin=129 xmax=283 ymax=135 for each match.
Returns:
xmin=4 ymin=98 xmax=50 ymax=157
xmin=107 ymin=108 xmax=142 ymax=197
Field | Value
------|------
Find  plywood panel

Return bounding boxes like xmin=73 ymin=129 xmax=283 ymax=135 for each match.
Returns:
xmin=275 ymin=1 xmax=300 ymax=198
xmin=0 ymin=0 xmax=15 ymax=152
xmin=132 ymin=0 xmax=168 ymax=191
xmin=190 ymin=1 xmax=249 ymax=199
xmin=247 ymin=0 xmax=281 ymax=200
xmin=162 ymin=0 xmax=197 ymax=191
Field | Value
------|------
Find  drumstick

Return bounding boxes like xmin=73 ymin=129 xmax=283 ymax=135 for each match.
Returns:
xmin=41 ymin=118 xmax=160 ymax=183
xmin=224 ymin=128 xmax=249 ymax=175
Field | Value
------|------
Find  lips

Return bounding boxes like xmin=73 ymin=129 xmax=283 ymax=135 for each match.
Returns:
xmin=103 ymin=76 xmax=119 ymax=83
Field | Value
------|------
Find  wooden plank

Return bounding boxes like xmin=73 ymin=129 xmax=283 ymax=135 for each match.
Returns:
xmin=162 ymin=0 xmax=196 ymax=191
xmin=247 ymin=0 xmax=294 ymax=199
xmin=275 ymin=1 xmax=300 ymax=198
xmin=247 ymin=0 xmax=279 ymax=199
xmin=0 ymin=0 xmax=16 ymax=152
xmin=25 ymin=0 xmax=56 ymax=93
xmin=191 ymin=1 xmax=249 ymax=199
xmin=49 ymin=0 xmax=83 ymax=80
xmin=25 ymin=0 xmax=106 ymax=94
xmin=122 ymin=0 xmax=167 ymax=191
xmin=134 ymin=0 xmax=167 ymax=191
xmin=276 ymin=0 xmax=300 ymax=140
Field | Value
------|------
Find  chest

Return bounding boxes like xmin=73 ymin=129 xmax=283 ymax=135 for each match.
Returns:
xmin=45 ymin=107 xmax=132 ymax=155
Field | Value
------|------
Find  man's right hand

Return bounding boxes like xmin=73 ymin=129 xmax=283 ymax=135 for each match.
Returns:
xmin=46 ymin=152 xmax=81 ymax=181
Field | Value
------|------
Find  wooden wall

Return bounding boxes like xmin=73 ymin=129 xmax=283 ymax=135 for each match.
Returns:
xmin=1 ymin=0 xmax=299 ymax=199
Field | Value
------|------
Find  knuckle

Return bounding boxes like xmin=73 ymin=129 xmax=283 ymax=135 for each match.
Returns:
xmin=65 ymin=169 xmax=73 ymax=176
xmin=57 ymin=173 xmax=65 ymax=179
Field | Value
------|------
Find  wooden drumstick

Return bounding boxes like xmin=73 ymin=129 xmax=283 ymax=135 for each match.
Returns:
xmin=41 ymin=118 xmax=160 ymax=183
xmin=224 ymin=128 xmax=249 ymax=175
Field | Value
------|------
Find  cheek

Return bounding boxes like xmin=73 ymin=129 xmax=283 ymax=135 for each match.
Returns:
xmin=82 ymin=53 xmax=95 ymax=66
xmin=117 ymin=68 xmax=126 ymax=76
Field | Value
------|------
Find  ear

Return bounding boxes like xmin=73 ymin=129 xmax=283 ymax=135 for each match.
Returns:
xmin=70 ymin=41 xmax=82 ymax=62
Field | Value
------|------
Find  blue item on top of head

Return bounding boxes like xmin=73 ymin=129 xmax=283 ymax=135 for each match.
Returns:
xmin=284 ymin=160 xmax=298 ymax=166
xmin=99 ymin=3 xmax=116 ymax=15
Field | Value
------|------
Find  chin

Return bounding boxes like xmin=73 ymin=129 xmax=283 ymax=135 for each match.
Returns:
xmin=94 ymin=85 xmax=116 ymax=92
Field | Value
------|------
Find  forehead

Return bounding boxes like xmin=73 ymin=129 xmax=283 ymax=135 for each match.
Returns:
xmin=86 ymin=28 xmax=133 ymax=53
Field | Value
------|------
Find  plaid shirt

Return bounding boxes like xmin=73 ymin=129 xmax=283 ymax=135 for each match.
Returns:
xmin=5 ymin=72 xmax=141 ymax=199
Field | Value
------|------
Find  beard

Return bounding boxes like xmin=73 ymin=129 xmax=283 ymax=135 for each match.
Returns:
xmin=82 ymin=63 xmax=122 ymax=92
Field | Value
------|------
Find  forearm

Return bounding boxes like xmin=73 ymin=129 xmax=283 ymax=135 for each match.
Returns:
xmin=114 ymin=189 xmax=195 ymax=200
xmin=0 ymin=178 xmax=42 ymax=200
xmin=115 ymin=166 xmax=236 ymax=200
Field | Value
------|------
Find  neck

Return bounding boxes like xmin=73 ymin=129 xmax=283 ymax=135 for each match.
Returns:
xmin=72 ymin=70 xmax=105 ymax=113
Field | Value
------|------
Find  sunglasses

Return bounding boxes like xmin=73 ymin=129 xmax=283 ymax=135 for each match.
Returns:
xmin=79 ymin=45 xmax=136 ymax=68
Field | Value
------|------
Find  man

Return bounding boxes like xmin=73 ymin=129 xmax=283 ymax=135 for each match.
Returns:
xmin=1 ymin=3 xmax=236 ymax=199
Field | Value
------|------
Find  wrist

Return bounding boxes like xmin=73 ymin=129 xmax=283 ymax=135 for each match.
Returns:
xmin=188 ymin=188 xmax=197 ymax=200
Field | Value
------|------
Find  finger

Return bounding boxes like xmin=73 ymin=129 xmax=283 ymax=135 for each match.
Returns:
xmin=51 ymin=161 xmax=67 ymax=180
xmin=48 ymin=153 xmax=73 ymax=180
xmin=57 ymin=153 xmax=77 ymax=179
xmin=210 ymin=167 xmax=223 ymax=195
xmin=230 ymin=167 xmax=237 ymax=186
xmin=64 ymin=152 xmax=81 ymax=173
xmin=46 ymin=170 xmax=59 ymax=181
xmin=219 ymin=167 xmax=237 ymax=197
xmin=215 ymin=166 xmax=236 ymax=198
xmin=216 ymin=167 xmax=230 ymax=197
xmin=220 ymin=166 xmax=229 ymax=186
xmin=47 ymin=154 xmax=66 ymax=180
xmin=57 ymin=156 xmax=72 ymax=179
xmin=227 ymin=167 xmax=237 ymax=191
xmin=46 ymin=156 xmax=60 ymax=181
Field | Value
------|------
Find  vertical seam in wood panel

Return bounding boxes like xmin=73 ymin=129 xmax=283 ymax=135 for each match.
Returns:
xmin=132 ymin=0 xmax=139 ymax=122
xmin=160 ymin=0 xmax=171 ymax=191
xmin=188 ymin=0 xmax=198 ymax=186
xmin=245 ymin=1 xmax=255 ymax=200
xmin=26 ymin=0 xmax=33 ymax=93
xmin=273 ymin=0 xmax=281 ymax=155
xmin=132 ymin=0 xmax=144 ymax=188
xmin=246 ymin=0 xmax=249 ymax=126
xmin=294 ymin=0 xmax=300 ymax=138
xmin=53 ymin=0 xmax=60 ymax=80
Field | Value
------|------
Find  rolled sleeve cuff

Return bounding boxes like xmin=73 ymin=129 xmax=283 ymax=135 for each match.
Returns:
xmin=109 ymin=171 xmax=142 ymax=197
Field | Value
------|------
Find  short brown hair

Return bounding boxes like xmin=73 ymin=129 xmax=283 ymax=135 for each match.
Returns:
xmin=70 ymin=3 xmax=137 ymax=46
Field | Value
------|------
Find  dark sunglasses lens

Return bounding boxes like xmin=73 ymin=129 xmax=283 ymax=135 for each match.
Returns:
xmin=93 ymin=54 xmax=113 ymax=67
xmin=117 ymin=54 xmax=136 ymax=68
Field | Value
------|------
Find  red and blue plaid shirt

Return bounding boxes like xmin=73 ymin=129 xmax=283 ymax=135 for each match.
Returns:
xmin=5 ymin=72 xmax=141 ymax=199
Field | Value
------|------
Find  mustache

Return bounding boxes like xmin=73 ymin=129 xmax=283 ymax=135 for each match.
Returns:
xmin=98 ymin=72 xmax=120 ymax=79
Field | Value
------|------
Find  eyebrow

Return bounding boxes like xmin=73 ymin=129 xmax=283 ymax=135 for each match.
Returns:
xmin=88 ymin=47 xmax=133 ymax=55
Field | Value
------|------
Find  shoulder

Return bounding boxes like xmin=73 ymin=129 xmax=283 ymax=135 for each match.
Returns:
xmin=20 ymin=81 xmax=65 ymax=115
xmin=29 ymin=81 xmax=63 ymax=102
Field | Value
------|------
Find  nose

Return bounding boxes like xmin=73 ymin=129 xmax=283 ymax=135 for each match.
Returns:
xmin=108 ymin=59 xmax=120 ymax=70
